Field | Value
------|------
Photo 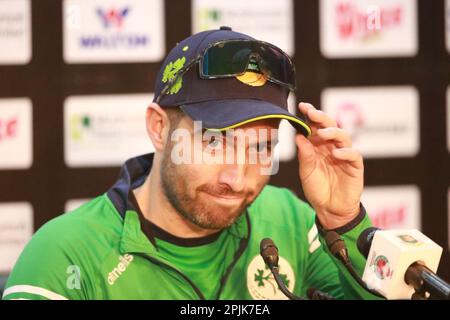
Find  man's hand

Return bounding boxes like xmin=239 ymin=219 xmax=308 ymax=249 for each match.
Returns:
xmin=296 ymin=102 xmax=364 ymax=230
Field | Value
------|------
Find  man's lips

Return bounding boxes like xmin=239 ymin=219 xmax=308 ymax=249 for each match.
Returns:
xmin=201 ymin=191 xmax=245 ymax=205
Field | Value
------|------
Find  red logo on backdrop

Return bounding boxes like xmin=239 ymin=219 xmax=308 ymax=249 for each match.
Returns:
xmin=0 ymin=117 xmax=18 ymax=142
xmin=369 ymin=205 xmax=407 ymax=229
xmin=335 ymin=1 xmax=403 ymax=40
xmin=335 ymin=103 xmax=365 ymax=140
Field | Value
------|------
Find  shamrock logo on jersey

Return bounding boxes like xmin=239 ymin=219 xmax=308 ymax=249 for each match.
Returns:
xmin=254 ymin=265 xmax=290 ymax=295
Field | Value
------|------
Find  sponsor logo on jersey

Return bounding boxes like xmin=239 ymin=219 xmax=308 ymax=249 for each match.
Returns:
xmin=107 ymin=254 xmax=134 ymax=285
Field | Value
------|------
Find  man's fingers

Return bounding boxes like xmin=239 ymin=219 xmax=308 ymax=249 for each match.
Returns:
xmin=299 ymin=102 xmax=315 ymax=115
xmin=296 ymin=134 xmax=318 ymax=180
xmin=331 ymin=148 xmax=363 ymax=170
xmin=317 ymin=127 xmax=352 ymax=148
xmin=307 ymin=109 xmax=338 ymax=128
xmin=296 ymin=134 xmax=315 ymax=162
xmin=299 ymin=102 xmax=338 ymax=128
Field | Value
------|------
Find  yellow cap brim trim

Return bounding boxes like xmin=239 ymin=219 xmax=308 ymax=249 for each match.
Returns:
xmin=205 ymin=114 xmax=312 ymax=136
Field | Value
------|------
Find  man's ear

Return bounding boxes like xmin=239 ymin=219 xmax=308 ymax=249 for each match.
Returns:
xmin=145 ymin=102 xmax=169 ymax=151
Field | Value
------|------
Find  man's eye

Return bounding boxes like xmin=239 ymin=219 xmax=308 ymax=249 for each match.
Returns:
xmin=257 ymin=144 xmax=267 ymax=153
xmin=255 ymin=143 xmax=272 ymax=153
xmin=206 ymin=137 xmax=223 ymax=148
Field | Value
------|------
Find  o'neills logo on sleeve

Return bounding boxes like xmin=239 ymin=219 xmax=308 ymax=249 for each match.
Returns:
xmin=107 ymin=254 xmax=134 ymax=285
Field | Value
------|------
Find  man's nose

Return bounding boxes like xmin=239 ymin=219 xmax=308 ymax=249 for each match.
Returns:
xmin=218 ymin=164 xmax=246 ymax=193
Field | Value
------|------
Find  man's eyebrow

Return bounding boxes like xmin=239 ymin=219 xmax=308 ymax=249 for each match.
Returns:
xmin=192 ymin=127 xmax=214 ymax=135
xmin=195 ymin=128 xmax=225 ymax=138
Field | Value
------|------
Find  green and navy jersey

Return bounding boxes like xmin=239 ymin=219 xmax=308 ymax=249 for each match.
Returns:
xmin=3 ymin=154 xmax=381 ymax=300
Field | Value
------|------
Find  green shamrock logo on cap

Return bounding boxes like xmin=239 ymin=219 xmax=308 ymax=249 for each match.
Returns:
xmin=162 ymin=57 xmax=186 ymax=95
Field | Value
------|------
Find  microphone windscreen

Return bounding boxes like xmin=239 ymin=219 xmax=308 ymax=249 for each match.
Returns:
xmin=356 ymin=227 xmax=379 ymax=258
xmin=259 ymin=238 xmax=279 ymax=268
xmin=260 ymin=238 xmax=276 ymax=253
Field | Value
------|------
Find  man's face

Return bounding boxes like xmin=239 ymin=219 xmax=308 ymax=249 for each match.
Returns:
xmin=160 ymin=116 xmax=279 ymax=231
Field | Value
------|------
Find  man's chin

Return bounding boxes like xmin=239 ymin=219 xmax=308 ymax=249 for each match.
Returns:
xmin=192 ymin=206 xmax=247 ymax=230
xmin=195 ymin=217 xmax=239 ymax=230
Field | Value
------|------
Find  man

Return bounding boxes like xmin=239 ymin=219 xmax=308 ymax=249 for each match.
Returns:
xmin=3 ymin=27 xmax=379 ymax=300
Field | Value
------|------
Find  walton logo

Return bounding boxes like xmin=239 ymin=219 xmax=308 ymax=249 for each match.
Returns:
xmin=107 ymin=254 xmax=134 ymax=285
xmin=79 ymin=6 xmax=148 ymax=49
xmin=0 ymin=117 xmax=18 ymax=142
xmin=96 ymin=7 xmax=130 ymax=29
xmin=335 ymin=2 xmax=403 ymax=41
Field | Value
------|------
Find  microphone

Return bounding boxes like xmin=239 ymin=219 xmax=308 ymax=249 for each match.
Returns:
xmin=259 ymin=238 xmax=335 ymax=300
xmin=324 ymin=231 xmax=384 ymax=298
xmin=357 ymin=227 xmax=378 ymax=259
xmin=260 ymin=238 xmax=304 ymax=300
xmin=324 ymin=231 xmax=350 ymax=265
xmin=357 ymin=228 xmax=449 ymax=300
xmin=260 ymin=238 xmax=279 ymax=269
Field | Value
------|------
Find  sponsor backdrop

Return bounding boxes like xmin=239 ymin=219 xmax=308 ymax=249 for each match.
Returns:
xmin=0 ymin=0 xmax=449 ymax=283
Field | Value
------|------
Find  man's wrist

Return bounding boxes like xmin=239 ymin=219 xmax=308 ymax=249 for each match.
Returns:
xmin=315 ymin=203 xmax=367 ymax=235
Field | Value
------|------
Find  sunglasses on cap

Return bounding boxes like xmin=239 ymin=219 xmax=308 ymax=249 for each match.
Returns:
xmin=155 ymin=39 xmax=297 ymax=104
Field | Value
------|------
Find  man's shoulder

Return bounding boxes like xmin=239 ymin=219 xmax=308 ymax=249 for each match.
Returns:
xmin=25 ymin=194 xmax=123 ymax=257
xmin=3 ymin=194 xmax=124 ymax=300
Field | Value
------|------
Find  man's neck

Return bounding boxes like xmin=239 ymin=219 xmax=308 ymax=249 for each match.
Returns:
xmin=133 ymin=167 xmax=220 ymax=239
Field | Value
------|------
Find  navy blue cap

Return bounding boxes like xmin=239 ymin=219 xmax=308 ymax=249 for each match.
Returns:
xmin=153 ymin=27 xmax=311 ymax=137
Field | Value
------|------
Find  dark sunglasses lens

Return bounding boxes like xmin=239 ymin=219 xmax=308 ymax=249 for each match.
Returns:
xmin=202 ymin=41 xmax=251 ymax=76
xmin=202 ymin=41 xmax=295 ymax=89
xmin=257 ymin=44 xmax=295 ymax=88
